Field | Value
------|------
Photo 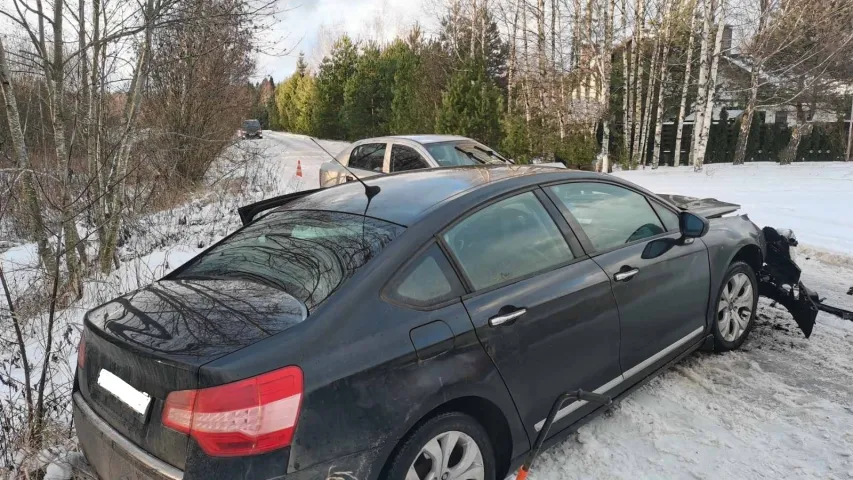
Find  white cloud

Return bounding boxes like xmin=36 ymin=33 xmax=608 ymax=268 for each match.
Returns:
xmin=254 ymin=0 xmax=433 ymax=81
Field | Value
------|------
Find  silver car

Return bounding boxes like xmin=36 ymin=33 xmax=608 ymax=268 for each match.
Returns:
xmin=319 ymin=135 xmax=523 ymax=188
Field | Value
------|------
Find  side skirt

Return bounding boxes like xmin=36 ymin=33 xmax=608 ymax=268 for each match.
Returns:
xmin=505 ymin=334 xmax=712 ymax=477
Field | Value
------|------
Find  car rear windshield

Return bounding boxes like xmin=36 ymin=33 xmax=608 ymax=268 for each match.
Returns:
xmin=425 ymin=141 xmax=507 ymax=167
xmin=173 ymin=210 xmax=405 ymax=311
xmin=243 ymin=120 xmax=261 ymax=129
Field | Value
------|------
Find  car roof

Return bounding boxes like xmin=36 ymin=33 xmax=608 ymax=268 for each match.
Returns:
xmin=356 ymin=134 xmax=471 ymax=145
xmin=278 ymin=165 xmax=609 ymax=225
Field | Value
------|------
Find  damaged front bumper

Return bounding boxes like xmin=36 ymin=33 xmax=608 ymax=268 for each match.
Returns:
xmin=758 ymin=227 xmax=853 ymax=338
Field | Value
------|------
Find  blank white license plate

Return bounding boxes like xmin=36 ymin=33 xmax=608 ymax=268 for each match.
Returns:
xmin=97 ymin=369 xmax=151 ymax=415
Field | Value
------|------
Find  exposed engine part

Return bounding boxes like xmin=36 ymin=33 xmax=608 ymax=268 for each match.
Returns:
xmin=759 ymin=227 xmax=853 ymax=338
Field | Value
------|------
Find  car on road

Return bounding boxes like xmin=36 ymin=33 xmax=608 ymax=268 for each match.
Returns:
xmin=240 ymin=119 xmax=263 ymax=139
xmin=318 ymin=135 xmax=564 ymax=187
xmin=73 ymin=166 xmax=766 ymax=480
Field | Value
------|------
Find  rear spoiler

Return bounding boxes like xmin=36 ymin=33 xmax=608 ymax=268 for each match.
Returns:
xmin=237 ymin=188 xmax=323 ymax=225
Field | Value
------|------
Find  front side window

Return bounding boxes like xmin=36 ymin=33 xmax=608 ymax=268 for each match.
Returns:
xmin=548 ymin=182 xmax=665 ymax=251
xmin=443 ymin=192 xmax=574 ymax=291
xmin=349 ymin=143 xmax=386 ymax=171
xmin=174 ymin=210 xmax=405 ymax=311
xmin=652 ymin=201 xmax=680 ymax=232
xmin=386 ymin=244 xmax=465 ymax=308
xmin=391 ymin=145 xmax=429 ymax=172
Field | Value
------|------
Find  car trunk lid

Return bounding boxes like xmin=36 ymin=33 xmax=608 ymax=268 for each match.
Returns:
xmin=79 ymin=278 xmax=306 ymax=469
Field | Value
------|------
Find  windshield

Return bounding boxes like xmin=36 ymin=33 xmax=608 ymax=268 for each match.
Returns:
xmin=426 ymin=141 xmax=508 ymax=167
xmin=173 ymin=210 xmax=405 ymax=311
xmin=243 ymin=120 xmax=261 ymax=129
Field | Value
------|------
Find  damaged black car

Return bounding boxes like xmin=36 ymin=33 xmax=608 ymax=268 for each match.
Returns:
xmin=72 ymin=166 xmax=851 ymax=480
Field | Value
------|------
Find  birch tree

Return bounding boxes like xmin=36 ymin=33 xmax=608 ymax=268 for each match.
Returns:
xmin=652 ymin=0 xmax=674 ymax=168
xmin=672 ymin=0 xmax=698 ymax=167
xmin=692 ymin=0 xmax=726 ymax=171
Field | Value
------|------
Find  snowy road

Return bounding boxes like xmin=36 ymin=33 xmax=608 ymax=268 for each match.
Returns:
xmin=258 ymin=136 xmax=853 ymax=479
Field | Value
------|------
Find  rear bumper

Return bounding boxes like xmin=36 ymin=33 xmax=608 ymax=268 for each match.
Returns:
xmin=73 ymin=392 xmax=183 ymax=480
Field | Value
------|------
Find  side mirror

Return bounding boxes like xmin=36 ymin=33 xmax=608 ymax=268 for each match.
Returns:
xmin=679 ymin=211 xmax=710 ymax=238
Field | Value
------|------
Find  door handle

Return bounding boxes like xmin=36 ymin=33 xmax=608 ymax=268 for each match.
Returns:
xmin=614 ymin=268 xmax=640 ymax=282
xmin=489 ymin=308 xmax=527 ymax=327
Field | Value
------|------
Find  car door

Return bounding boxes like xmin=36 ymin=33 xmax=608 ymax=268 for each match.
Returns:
xmin=545 ymin=181 xmax=711 ymax=381
xmin=389 ymin=144 xmax=431 ymax=173
xmin=346 ymin=143 xmax=388 ymax=179
xmin=441 ymin=189 xmax=622 ymax=440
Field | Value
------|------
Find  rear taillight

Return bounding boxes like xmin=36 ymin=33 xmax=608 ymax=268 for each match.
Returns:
xmin=77 ymin=336 xmax=86 ymax=369
xmin=162 ymin=366 xmax=303 ymax=457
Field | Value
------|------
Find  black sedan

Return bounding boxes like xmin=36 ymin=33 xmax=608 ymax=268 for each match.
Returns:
xmin=73 ymin=166 xmax=766 ymax=480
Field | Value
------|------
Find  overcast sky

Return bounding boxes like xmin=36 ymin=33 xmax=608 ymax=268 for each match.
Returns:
xmin=254 ymin=0 xmax=433 ymax=81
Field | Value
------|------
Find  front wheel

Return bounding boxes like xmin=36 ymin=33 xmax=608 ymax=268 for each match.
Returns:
xmin=384 ymin=412 xmax=495 ymax=480
xmin=712 ymin=261 xmax=758 ymax=351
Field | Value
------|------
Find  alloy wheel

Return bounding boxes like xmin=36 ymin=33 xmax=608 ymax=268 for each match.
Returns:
xmin=406 ymin=430 xmax=485 ymax=480
xmin=717 ymin=272 xmax=754 ymax=342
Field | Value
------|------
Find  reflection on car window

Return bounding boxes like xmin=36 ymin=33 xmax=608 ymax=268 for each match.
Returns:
xmin=444 ymin=192 xmax=573 ymax=290
xmin=388 ymin=244 xmax=464 ymax=307
xmin=174 ymin=211 xmax=405 ymax=311
xmin=349 ymin=143 xmax=386 ymax=171
xmin=652 ymin=202 xmax=680 ymax=232
xmin=391 ymin=145 xmax=428 ymax=172
xmin=549 ymin=183 xmax=665 ymax=251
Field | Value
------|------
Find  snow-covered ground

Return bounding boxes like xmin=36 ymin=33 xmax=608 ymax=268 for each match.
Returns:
xmin=614 ymin=162 xmax=853 ymax=256
xmin=3 ymin=135 xmax=852 ymax=479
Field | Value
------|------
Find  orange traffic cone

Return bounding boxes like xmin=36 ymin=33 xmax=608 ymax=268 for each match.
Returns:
xmin=296 ymin=159 xmax=303 ymax=178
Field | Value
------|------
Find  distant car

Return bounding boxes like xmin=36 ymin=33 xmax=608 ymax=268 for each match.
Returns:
xmin=74 ymin=166 xmax=775 ymax=480
xmin=240 ymin=119 xmax=263 ymax=139
xmin=319 ymin=135 xmax=564 ymax=187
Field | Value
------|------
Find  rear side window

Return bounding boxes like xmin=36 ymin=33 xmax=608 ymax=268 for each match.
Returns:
xmin=386 ymin=244 xmax=464 ymax=308
xmin=548 ymin=182 xmax=665 ymax=251
xmin=443 ymin=192 xmax=574 ymax=290
xmin=174 ymin=210 xmax=405 ymax=311
xmin=349 ymin=143 xmax=386 ymax=171
xmin=391 ymin=145 xmax=429 ymax=172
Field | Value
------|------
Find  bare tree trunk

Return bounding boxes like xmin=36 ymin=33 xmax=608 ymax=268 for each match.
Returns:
xmin=537 ymin=0 xmax=547 ymax=120
xmin=780 ymin=120 xmax=811 ymax=165
xmin=693 ymin=0 xmax=726 ymax=171
xmin=638 ymin=34 xmax=660 ymax=168
xmin=690 ymin=0 xmax=712 ymax=169
xmin=0 ymin=39 xmax=56 ymax=273
xmin=652 ymin=0 xmax=674 ymax=168
xmin=600 ymin=0 xmax=616 ymax=172
xmin=99 ymin=0 xmax=155 ymax=273
xmin=673 ymin=0 xmax=698 ymax=167
xmin=508 ymin=0 xmax=521 ymax=112
xmin=0 ymin=265 xmax=33 ymax=422
xmin=629 ymin=0 xmax=646 ymax=165
xmin=847 ymin=93 xmax=853 ymax=161
xmin=48 ymin=0 xmax=84 ymax=296
xmin=732 ymin=0 xmax=768 ymax=165
xmin=471 ymin=0 xmax=478 ymax=57
xmin=621 ymin=0 xmax=631 ymax=165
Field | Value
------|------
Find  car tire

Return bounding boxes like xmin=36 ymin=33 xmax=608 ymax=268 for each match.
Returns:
xmin=712 ymin=261 xmax=758 ymax=352
xmin=383 ymin=412 xmax=496 ymax=480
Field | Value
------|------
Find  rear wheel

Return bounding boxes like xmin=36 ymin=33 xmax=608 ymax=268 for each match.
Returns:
xmin=712 ymin=261 xmax=758 ymax=351
xmin=384 ymin=412 xmax=495 ymax=480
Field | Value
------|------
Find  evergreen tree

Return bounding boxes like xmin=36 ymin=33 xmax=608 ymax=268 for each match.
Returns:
xmin=295 ymin=51 xmax=308 ymax=77
xmin=438 ymin=5 xmax=509 ymax=89
xmin=275 ymin=74 xmax=300 ymax=131
xmin=292 ymin=75 xmax=316 ymax=134
xmin=312 ymin=36 xmax=358 ymax=139
xmin=343 ymin=43 xmax=395 ymax=139
xmin=436 ymin=60 xmax=503 ymax=147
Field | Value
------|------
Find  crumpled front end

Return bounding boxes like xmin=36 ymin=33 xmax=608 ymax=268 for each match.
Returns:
xmin=758 ymin=227 xmax=852 ymax=338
